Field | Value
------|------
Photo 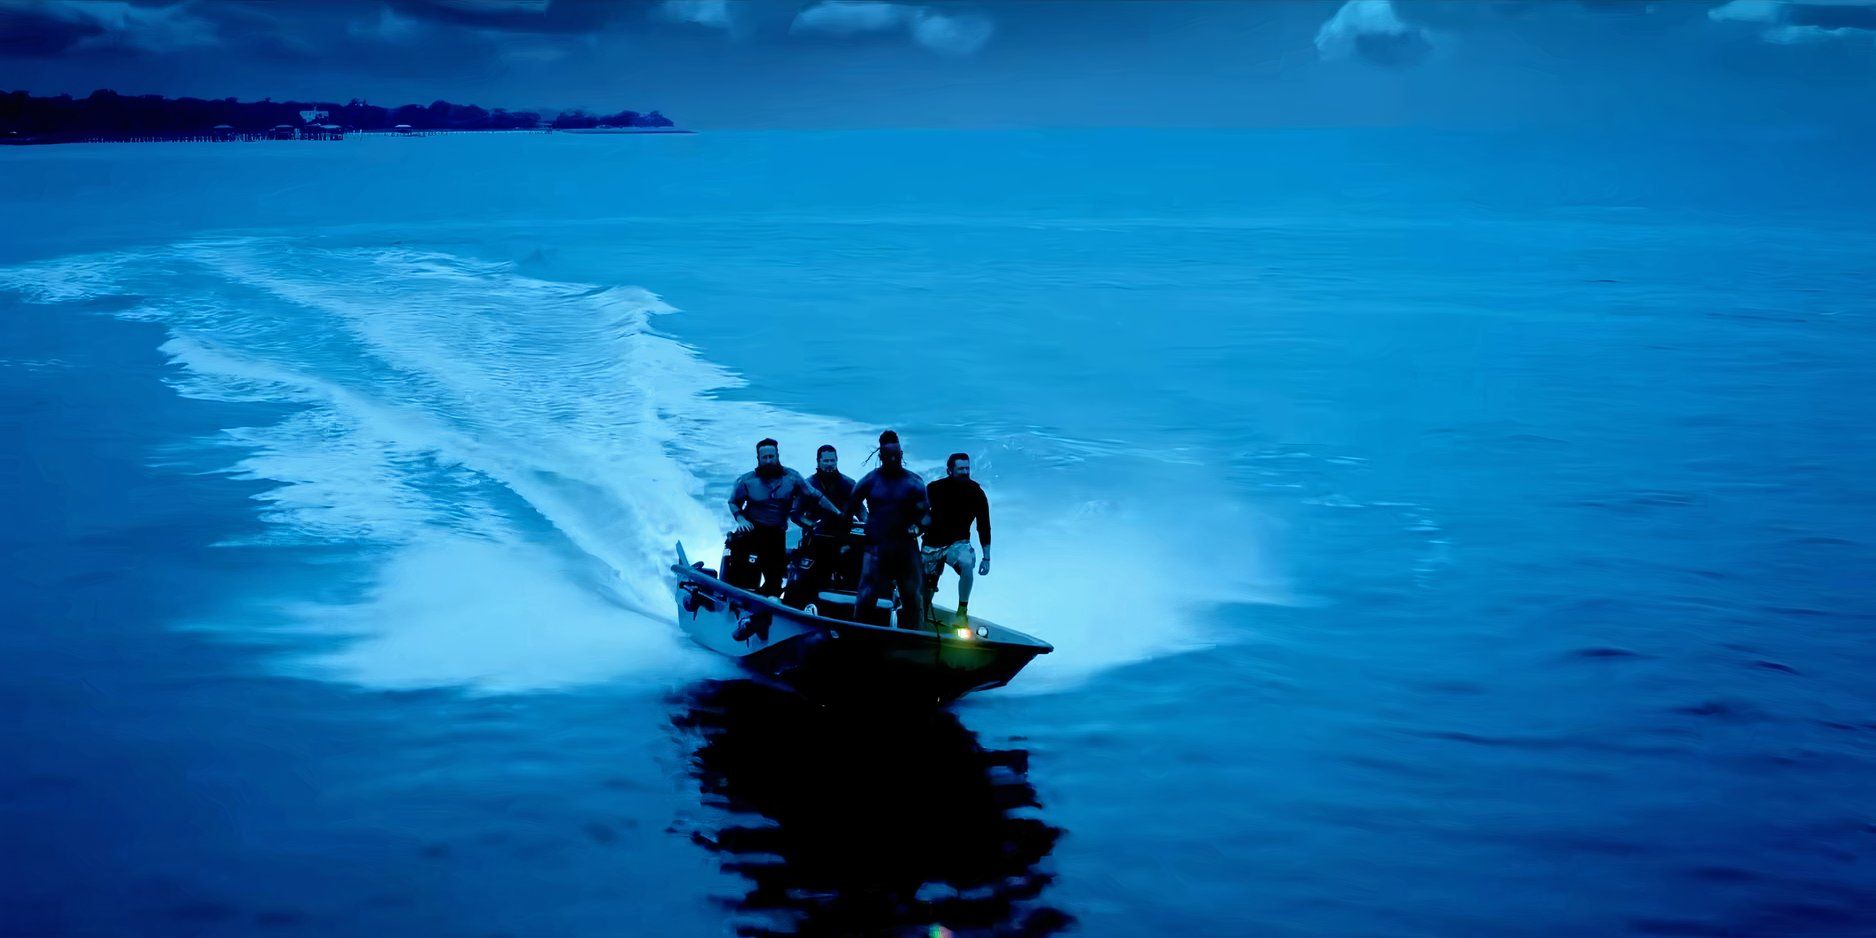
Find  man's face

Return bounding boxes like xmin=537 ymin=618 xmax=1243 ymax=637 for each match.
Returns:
xmin=879 ymin=443 xmax=903 ymax=470
xmin=818 ymin=451 xmax=838 ymax=474
xmin=756 ymin=445 xmax=779 ymax=469
xmin=949 ymin=458 xmax=971 ymax=480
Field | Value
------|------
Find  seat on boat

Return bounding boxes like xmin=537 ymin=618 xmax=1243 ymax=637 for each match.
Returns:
xmin=818 ymin=590 xmax=894 ymax=610
xmin=810 ymin=589 xmax=896 ymax=624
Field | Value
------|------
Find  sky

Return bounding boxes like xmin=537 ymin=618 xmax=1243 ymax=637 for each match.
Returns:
xmin=1 ymin=0 xmax=1873 ymax=129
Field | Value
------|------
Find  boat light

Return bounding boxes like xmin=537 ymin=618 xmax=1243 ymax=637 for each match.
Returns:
xmin=955 ymin=627 xmax=972 ymax=640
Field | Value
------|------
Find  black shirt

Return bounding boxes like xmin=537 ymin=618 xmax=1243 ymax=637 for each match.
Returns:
xmin=925 ymin=475 xmax=990 ymax=549
xmin=798 ymin=470 xmax=858 ymax=525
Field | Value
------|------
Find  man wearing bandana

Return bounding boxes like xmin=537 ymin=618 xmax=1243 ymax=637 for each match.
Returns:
xmin=841 ymin=429 xmax=932 ymax=630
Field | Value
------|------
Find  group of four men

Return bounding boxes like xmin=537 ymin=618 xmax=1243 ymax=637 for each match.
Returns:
xmin=725 ymin=430 xmax=991 ymax=629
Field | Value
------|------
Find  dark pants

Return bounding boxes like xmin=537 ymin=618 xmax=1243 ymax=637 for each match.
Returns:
xmin=855 ymin=541 xmax=925 ymax=630
xmin=729 ymin=525 xmax=788 ymax=597
xmin=782 ymin=528 xmax=839 ymax=608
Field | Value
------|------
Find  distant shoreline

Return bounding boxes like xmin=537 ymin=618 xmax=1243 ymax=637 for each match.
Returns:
xmin=2 ymin=89 xmax=682 ymax=147
xmin=1 ymin=127 xmax=698 ymax=147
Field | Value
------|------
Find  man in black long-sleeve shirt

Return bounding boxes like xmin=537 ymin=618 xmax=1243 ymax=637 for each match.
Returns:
xmin=923 ymin=452 xmax=991 ymax=624
xmin=782 ymin=444 xmax=864 ymax=606
xmin=794 ymin=444 xmax=861 ymax=529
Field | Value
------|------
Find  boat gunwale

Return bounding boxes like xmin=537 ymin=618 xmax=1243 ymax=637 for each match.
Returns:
xmin=670 ymin=552 xmax=1054 ymax=654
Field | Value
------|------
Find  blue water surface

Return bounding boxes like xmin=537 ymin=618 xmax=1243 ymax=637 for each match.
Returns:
xmin=3 ymin=130 xmax=1874 ymax=936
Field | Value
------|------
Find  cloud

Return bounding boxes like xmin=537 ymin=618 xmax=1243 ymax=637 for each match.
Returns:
xmin=381 ymin=0 xmax=628 ymax=35
xmin=388 ymin=0 xmax=547 ymax=27
xmin=348 ymin=6 xmax=430 ymax=43
xmin=908 ymin=7 xmax=993 ymax=55
xmin=657 ymin=0 xmax=731 ymax=29
xmin=792 ymin=0 xmax=909 ymax=34
xmin=1763 ymin=23 xmax=1864 ymax=42
xmin=654 ymin=0 xmax=810 ymax=41
xmin=0 ymin=1 xmax=107 ymax=56
xmin=790 ymin=1 xmax=994 ymax=55
xmin=1709 ymin=0 xmax=1785 ymax=23
xmin=1315 ymin=0 xmax=1434 ymax=66
xmin=1708 ymin=0 xmax=1876 ymax=43
xmin=7 ymin=0 xmax=223 ymax=55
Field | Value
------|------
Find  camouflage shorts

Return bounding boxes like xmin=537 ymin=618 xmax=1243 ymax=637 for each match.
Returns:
xmin=922 ymin=540 xmax=976 ymax=576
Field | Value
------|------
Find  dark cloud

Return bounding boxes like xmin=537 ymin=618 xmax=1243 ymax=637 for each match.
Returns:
xmin=1787 ymin=2 xmax=1876 ymax=30
xmin=0 ymin=3 xmax=106 ymax=56
xmin=379 ymin=0 xmax=658 ymax=34
xmin=0 ymin=0 xmax=224 ymax=57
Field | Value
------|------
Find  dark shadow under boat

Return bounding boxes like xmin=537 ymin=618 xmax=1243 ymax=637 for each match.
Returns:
xmin=672 ymin=679 xmax=1072 ymax=937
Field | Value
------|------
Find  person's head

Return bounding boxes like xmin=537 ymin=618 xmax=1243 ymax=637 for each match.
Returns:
xmin=816 ymin=444 xmax=838 ymax=474
xmin=877 ymin=430 xmax=903 ymax=471
xmin=755 ymin=438 xmax=781 ymax=477
xmin=946 ymin=453 xmax=971 ymax=480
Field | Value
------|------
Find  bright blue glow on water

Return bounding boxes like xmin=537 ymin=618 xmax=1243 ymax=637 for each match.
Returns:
xmin=3 ymin=132 xmax=1873 ymax=935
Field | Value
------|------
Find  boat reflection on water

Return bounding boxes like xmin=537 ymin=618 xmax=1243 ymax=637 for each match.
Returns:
xmin=673 ymin=680 xmax=1072 ymax=937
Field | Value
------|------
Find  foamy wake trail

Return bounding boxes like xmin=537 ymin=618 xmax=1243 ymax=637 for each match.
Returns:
xmin=2 ymin=240 xmax=1287 ymax=694
xmin=968 ymin=490 xmax=1285 ymax=694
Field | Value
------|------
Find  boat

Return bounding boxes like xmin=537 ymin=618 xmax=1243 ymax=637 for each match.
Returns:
xmin=670 ymin=522 xmax=1052 ymax=704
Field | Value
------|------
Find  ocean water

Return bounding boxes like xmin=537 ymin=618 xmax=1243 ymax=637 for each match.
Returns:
xmin=3 ymin=130 xmax=1874 ymax=937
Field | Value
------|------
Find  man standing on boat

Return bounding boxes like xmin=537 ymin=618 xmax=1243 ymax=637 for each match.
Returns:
xmin=923 ymin=452 xmax=992 ymax=626
xmin=797 ymin=444 xmax=861 ymax=528
xmin=779 ymin=444 xmax=865 ymax=608
xmin=728 ymin=438 xmax=842 ymax=597
xmin=842 ymin=430 xmax=931 ymax=630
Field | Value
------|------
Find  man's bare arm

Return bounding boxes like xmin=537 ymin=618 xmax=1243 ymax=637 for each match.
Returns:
xmin=838 ymin=476 xmax=871 ymax=524
xmin=727 ymin=478 xmax=752 ymax=532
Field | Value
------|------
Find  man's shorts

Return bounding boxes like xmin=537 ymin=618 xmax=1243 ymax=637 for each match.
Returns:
xmin=922 ymin=540 xmax=977 ymax=576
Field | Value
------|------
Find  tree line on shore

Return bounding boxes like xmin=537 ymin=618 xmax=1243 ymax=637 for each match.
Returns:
xmin=1 ymin=89 xmax=675 ymax=138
